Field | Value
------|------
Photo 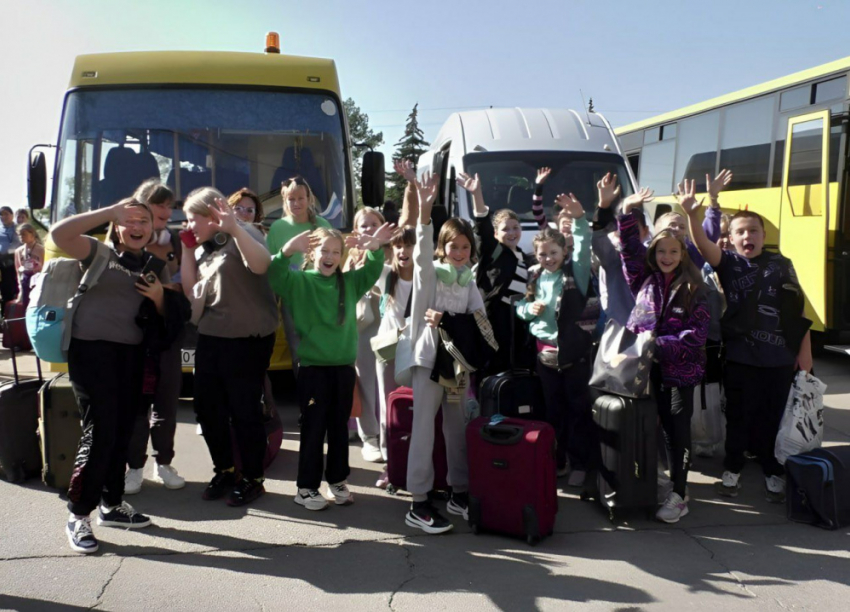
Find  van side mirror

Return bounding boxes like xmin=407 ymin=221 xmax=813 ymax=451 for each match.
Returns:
xmin=28 ymin=149 xmax=47 ymax=210
xmin=361 ymin=151 xmax=385 ymax=207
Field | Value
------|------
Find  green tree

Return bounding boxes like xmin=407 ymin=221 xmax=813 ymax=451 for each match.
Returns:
xmin=343 ymin=97 xmax=384 ymax=205
xmin=386 ymin=103 xmax=430 ymax=204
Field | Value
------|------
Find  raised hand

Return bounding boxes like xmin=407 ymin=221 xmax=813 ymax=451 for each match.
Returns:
xmin=535 ymin=167 xmax=552 ymax=185
xmin=677 ymin=179 xmax=704 ymax=216
xmin=111 ymin=201 xmax=148 ymax=227
xmin=622 ymin=187 xmax=654 ymax=214
xmin=394 ymin=158 xmax=417 ymax=183
xmin=706 ymin=169 xmax=733 ymax=202
xmin=554 ymin=193 xmax=585 ymax=219
xmin=283 ymin=230 xmax=313 ymax=256
xmin=455 ymin=172 xmax=481 ymax=194
xmin=347 ymin=222 xmax=397 ymax=250
xmin=416 ymin=171 xmax=439 ymax=222
xmin=209 ymin=197 xmax=239 ymax=234
xmin=597 ymin=172 xmax=621 ymax=209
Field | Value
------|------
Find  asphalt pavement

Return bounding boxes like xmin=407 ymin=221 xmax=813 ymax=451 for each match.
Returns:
xmin=1 ymin=350 xmax=849 ymax=611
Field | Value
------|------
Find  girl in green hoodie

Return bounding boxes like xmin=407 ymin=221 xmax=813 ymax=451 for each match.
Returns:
xmin=268 ymin=223 xmax=394 ymax=510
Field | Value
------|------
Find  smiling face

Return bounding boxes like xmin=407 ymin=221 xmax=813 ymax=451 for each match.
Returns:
xmin=730 ymin=216 xmax=765 ymax=259
xmin=494 ymin=217 xmax=521 ymax=250
xmin=357 ymin=212 xmax=382 ymax=237
xmin=116 ymin=208 xmax=154 ymax=252
xmin=657 ymin=213 xmax=688 ymax=240
xmin=284 ymin=185 xmax=311 ymax=224
xmin=536 ymin=240 xmax=566 ymax=273
xmin=150 ymin=200 xmax=173 ymax=231
xmin=185 ymin=211 xmax=217 ymax=245
xmin=654 ymin=236 xmax=683 ymax=275
xmin=233 ymin=196 xmax=257 ymax=224
xmin=312 ymin=235 xmax=344 ymax=276
xmin=444 ymin=234 xmax=472 ymax=268
xmin=393 ymin=242 xmax=414 ymax=271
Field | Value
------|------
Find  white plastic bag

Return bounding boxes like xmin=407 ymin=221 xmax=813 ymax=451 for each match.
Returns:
xmin=691 ymin=382 xmax=726 ymax=454
xmin=775 ymin=370 xmax=827 ymax=465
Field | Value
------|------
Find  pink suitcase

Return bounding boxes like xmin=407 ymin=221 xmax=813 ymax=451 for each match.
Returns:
xmin=467 ymin=416 xmax=557 ymax=544
xmin=386 ymin=387 xmax=449 ymax=494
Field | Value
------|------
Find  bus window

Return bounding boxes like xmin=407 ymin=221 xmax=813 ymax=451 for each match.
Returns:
xmin=814 ymin=76 xmax=847 ymax=104
xmin=674 ymin=111 xmax=720 ymax=184
xmin=719 ymin=96 xmax=774 ymax=190
xmin=639 ymin=139 xmax=675 ymax=194
xmin=787 ymin=118 xmax=824 ymax=216
xmin=627 ymin=153 xmax=640 ymax=178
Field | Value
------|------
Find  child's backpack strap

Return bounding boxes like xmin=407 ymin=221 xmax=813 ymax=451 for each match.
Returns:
xmin=61 ymin=241 xmax=112 ymax=354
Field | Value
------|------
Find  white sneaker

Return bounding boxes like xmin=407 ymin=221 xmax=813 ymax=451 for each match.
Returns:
xmin=657 ymin=473 xmax=674 ymax=504
xmin=326 ymin=481 xmax=354 ymax=506
xmin=716 ymin=470 xmax=741 ymax=497
xmin=656 ymin=492 xmax=689 ymax=523
xmin=294 ymin=488 xmax=329 ymax=511
xmin=567 ymin=470 xmax=586 ymax=488
xmin=196 ymin=423 xmax=203 ymax=435
xmin=124 ymin=468 xmax=144 ymax=495
xmin=765 ymin=475 xmax=786 ymax=503
xmin=153 ymin=464 xmax=186 ymax=490
xmin=361 ymin=439 xmax=384 ymax=463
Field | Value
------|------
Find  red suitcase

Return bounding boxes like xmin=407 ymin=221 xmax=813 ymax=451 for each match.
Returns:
xmin=386 ymin=386 xmax=449 ymax=494
xmin=2 ymin=301 xmax=31 ymax=351
xmin=467 ymin=416 xmax=557 ymax=544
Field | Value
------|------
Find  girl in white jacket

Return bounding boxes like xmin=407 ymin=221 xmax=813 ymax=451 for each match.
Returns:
xmin=402 ymin=172 xmax=486 ymax=535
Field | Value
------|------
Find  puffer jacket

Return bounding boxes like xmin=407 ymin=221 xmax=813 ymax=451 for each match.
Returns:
xmin=618 ymin=210 xmax=710 ymax=387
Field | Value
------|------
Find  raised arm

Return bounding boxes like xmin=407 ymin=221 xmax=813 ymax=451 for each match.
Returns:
xmin=617 ymin=188 xmax=655 ymax=297
xmin=702 ymin=169 xmax=732 ymax=243
xmin=458 ymin=172 xmax=499 ymax=261
xmin=531 ymin=167 xmax=552 ymax=230
xmin=555 ymin=192 xmax=592 ymax=294
xmin=209 ymin=198 xmax=271 ymax=274
xmin=457 ymin=172 xmax=486 ymax=216
xmin=346 ymin=222 xmax=394 ymax=295
xmin=50 ymin=201 xmax=139 ymax=261
xmin=395 ymin=159 xmax=419 ymax=228
xmin=680 ymin=179 xmax=722 ymax=268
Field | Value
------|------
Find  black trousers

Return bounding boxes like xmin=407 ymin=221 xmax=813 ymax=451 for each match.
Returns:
xmin=194 ymin=333 xmax=275 ymax=480
xmin=296 ymin=364 xmax=356 ymax=490
xmin=537 ymin=359 xmax=597 ymax=471
xmin=723 ymin=361 xmax=795 ymax=478
xmin=67 ymin=339 xmax=145 ymax=516
xmin=651 ymin=366 xmax=694 ymax=498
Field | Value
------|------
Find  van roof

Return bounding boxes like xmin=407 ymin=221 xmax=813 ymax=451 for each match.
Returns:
xmin=438 ymin=107 xmax=619 ymax=155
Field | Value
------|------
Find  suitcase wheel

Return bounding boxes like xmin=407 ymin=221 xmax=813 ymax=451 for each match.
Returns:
xmin=526 ymin=534 xmax=540 ymax=546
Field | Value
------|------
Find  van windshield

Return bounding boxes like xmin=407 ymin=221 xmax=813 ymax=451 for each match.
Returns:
xmin=462 ymin=151 xmax=634 ymax=222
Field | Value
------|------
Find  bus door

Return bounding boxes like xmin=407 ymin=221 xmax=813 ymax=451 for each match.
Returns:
xmin=780 ymin=110 xmax=830 ymax=332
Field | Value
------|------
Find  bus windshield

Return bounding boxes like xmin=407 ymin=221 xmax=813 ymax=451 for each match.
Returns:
xmin=53 ymin=88 xmax=349 ymax=228
xmin=462 ymin=151 xmax=634 ymax=222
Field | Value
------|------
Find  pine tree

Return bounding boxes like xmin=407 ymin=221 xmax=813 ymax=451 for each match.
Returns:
xmin=386 ymin=103 xmax=430 ymax=205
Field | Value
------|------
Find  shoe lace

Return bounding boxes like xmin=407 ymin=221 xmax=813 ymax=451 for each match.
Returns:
xmin=114 ymin=502 xmax=137 ymax=518
xmin=664 ymin=494 xmax=683 ymax=509
xmin=332 ymin=483 xmax=349 ymax=494
xmin=74 ymin=517 xmax=94 ymax=537
xmin=304 ymin=489 xmax=322 ymax=499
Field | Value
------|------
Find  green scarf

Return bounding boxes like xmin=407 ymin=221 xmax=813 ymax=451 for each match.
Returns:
xmin=434 ymin=262 xmax=473 ymax=287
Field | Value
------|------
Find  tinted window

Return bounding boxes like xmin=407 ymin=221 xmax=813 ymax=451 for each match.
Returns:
xmin=780 ymin=86 xmax=809 ymax=111
xmin=814 ymin=76 xmax=847 ymax=104
xmin=788 ymin=118 xmax=823 ymax=187
xmin=639 ymin=140 xmax=676 ymax=194
xmin=674 ymin=111 xmax=719 ymax=184
xmin=774 ymin=117 xmax=841 ymax=186
xmin=627 ymin=153 xmax=640 ymax=177
xmin=719 ymin=96 xmax=775 ymax=189
xmin=618 ymin=131 xmax=642 ymax=152
xmin=661 ymin=123 xmax=677 ymax=140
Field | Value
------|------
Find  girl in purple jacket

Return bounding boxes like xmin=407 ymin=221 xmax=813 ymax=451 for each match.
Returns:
xmin=618 ymin=189 xmax=710 ymax=524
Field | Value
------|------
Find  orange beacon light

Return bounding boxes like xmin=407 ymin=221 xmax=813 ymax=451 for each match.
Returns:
xmin=265 ymin=32 xmax=280 ymax=54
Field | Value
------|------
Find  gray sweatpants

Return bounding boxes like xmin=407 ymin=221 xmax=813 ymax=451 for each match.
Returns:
xmin=128 ymin=339 xmax=182 ymax=468
xmin=407 ymin=366 xmax=468 ymax=502
xmin=355 ymin=318 xmax=380 ymax=444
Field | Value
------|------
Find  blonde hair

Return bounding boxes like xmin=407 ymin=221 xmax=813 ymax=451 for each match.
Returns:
xmin=654 ymin=211 xmax=688 ymax=236
xmin=353 ymin=206 xmax=386 ymax=229
xmin=183 ymin=186 xmax=226 ymax=217
xmin=281 ymin=176 xmax=318 ymax=226
xmin=303 ymin=227 xmax=347 ymax=325
xmin=492 ymin=208 xmax=519 ymax=230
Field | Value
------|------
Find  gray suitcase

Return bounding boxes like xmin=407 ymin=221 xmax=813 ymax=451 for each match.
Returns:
xmin=38 ymin=373 xmax=82 ymax=490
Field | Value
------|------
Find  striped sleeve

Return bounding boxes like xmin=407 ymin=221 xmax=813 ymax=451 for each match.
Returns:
xmin=532 ymin=184 xmax=547 ymax=230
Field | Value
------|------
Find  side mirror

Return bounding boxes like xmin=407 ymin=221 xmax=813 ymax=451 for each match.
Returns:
xmin=28 ymin=150 xmax=47 ymax=210
xmin=361 ymin=151 xmax=385 ymax=207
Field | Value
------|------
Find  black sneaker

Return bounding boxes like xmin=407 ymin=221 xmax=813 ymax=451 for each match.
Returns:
xmin=227 ymin=477 xmax=265 ymax=507
xmin=405 ymin=501 xmax=454 ymax=534
xmin=203 ymin=470 xmax=239 ymax=501
xmin=97 ymin=502 xmax=152 ymax=529
xmin=446 ymin=491 xmax=469 ymax=521
xmin=66 ymin=516 xmax=98 ymax=554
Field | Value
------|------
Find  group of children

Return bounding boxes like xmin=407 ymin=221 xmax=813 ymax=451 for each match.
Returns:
xmin=48 ymin=157 xmax=811 ymax=553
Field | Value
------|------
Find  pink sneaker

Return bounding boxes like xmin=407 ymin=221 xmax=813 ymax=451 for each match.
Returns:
xmin=375 ymin=469 xmax=389 ymax=489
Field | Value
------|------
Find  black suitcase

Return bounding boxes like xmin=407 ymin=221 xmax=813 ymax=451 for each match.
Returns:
xmin=591 ymin=393 xmax=658 ymax=520
xmin=786 ymin=446 xmax=850 ymax=530
xmin=479 ymin=295 xmax=546 ymax=420
xmin=39 ymin=373 xmax=83 ymax=490
xmin=0 ymin=349 xmax=43 ymax=482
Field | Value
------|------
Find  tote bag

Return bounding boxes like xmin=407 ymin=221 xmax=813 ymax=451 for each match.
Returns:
xmin=589 ymin=319 xmax=656 ymax=399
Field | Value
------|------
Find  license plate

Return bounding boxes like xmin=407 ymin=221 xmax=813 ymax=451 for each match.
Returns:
xmin=181 ymin=349 xmax=195 ymax=368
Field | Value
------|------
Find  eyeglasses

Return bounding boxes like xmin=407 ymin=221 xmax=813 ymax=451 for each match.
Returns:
xmin=235 ymin=206 xmax=256 ymax=214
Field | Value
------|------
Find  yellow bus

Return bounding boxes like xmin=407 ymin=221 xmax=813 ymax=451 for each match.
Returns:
xmin=615 ymin=56 xmax=849 ymax=342
xmin=27 ymin=34 xmax=385 ymax=371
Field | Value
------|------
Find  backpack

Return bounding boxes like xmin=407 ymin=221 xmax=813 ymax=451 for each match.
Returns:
xmin=25 ymin=241 xmax=111 ymax=363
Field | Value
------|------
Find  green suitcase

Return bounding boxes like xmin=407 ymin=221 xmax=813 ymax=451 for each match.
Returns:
xmin=38 ymin=373 xmax=82 ymax=490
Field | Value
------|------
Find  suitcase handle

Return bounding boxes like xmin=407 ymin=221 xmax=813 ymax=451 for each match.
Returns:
xmin=480 ymin=423 xmax=524 ymax=446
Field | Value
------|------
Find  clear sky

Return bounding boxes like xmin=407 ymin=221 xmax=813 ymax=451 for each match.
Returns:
xmin=2 ymin=0 xmax=848 ymax=206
